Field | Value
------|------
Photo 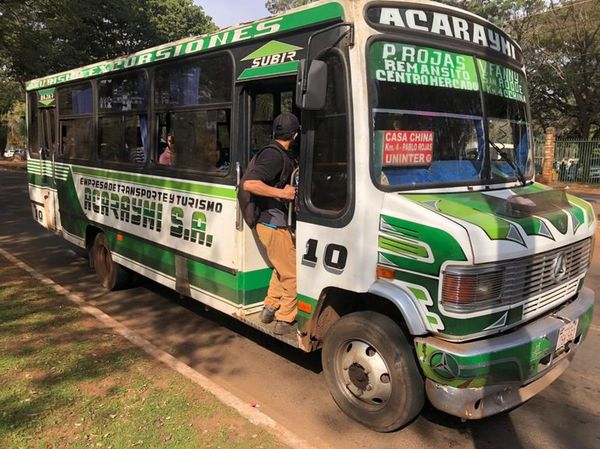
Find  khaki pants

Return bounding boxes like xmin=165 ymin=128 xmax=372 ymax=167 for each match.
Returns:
xmin=256 ymin=224 xmax=297 ymax=323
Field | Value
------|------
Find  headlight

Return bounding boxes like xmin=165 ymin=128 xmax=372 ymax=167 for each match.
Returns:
xmin=441 ymin=266 xmax=504 ymax=311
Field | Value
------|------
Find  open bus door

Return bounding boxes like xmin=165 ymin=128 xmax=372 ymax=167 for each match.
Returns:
xmin=30 ymin=89 xmax=60 ymax=232
xmin=40 ymin=101 xmax=60 ymax=231
xmin=237 ymin=80 xmax=300 ymax=322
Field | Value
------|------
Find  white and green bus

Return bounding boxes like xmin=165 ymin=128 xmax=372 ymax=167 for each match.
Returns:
xmin=26 ymin=0 xmax=596 ymax=432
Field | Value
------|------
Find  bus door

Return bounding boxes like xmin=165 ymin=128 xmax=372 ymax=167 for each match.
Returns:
xmin=41 ymin=104 xmax=59 ymax=230
xmin=30 ymin=90 xmax=59 ymax=231
xmin=239 ymin=80 xmax=299 ymax=310
xmin=294 ymin=28 xmax=354 ymax=316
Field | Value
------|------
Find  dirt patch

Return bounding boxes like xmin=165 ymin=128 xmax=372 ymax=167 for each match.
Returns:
xmin=21 ymin=369 xmax=50 ymax=382
xmin=78 ymin=378 xmax=120 ymax=397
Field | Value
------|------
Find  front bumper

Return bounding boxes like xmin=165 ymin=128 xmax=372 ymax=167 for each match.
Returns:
xmin=415 ymin=287 xmax=594 ymax=419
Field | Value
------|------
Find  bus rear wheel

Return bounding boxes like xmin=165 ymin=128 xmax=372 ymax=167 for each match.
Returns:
xmin=322 ymin=311 xmax=424 ymax=432
xmin=90 ymin=233 xmax=132 ymax=290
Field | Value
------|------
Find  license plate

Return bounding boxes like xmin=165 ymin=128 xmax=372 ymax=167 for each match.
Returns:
xmin=556 ymin=319 xmax=578 ymax=349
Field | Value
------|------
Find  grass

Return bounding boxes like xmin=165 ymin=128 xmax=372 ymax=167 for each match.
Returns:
xmin=0 ymin=260 xmax=289 ymax=449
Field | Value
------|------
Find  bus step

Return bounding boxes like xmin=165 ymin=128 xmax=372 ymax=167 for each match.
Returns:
xmin=236 ymin=311 xmax=300 ymax=348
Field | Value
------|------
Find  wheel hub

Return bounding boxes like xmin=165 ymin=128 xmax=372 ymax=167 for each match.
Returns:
xmin=348 ymin=363 xmax=369 ymax=390
xmin=338 ymin=340 xmax=392 ymax=406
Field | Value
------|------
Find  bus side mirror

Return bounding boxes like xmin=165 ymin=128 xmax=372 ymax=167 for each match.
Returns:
xmin=296 ymin=59 xmax=327 ymax=110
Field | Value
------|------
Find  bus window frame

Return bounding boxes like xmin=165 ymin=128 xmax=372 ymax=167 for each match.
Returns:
xmin=96 ymin=69 xmax=150 ymax=168
xmin=242 ymin=79 xmax=299 ymax=159
xmin=297 ymin=45 xmax=355 ymax=229
xmin=27 ymin=91 xmax=41 ymax=158
xmin=365 ymin=33 xmax=533 ymax=193
xmin=148 ymin=51 xmax=236 ymax=183
xmin=56 ymin=80 xmax=94 ymax=163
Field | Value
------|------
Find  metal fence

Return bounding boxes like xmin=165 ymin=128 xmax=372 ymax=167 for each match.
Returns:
xmin=535 ymin=138 xmax=600 ymax=184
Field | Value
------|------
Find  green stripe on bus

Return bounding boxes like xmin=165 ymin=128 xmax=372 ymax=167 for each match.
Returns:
xmin=26 ymin=2 xmax=344 ymax=91
xmin=28 ymin=173 xmax=54 ymax=188
xmin=105 ymin=229 xmax=272 ymax=304
xmin=108 ymin=232 xmax=177 ymax=277
xmin=57 ymin=173 xmax=89 ymax=238
xmin=188 ymin=260 xmax=270 ymax=304
xmin=187 ymin=258 xmax=272 ymax=291
xmin=378 ymin=235 xmax=429 ymax=258
xmin=72 ymin=166 xmax=236 ymax=200
xmin=568 ymin=194 xmax=595 ymax=227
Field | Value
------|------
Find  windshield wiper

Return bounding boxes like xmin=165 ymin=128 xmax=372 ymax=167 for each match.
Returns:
xmin=490 ymin=142 xmax=527 ymax=186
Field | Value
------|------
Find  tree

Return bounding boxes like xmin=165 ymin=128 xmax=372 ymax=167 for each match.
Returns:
xmin=0 ymin=0 xmax=217 ymax=85
xmin=523 ymin=1 xmax=600 ymax=139
xmin=438 ymin=0 xmax=543 ymax=28
xmin=0 ymin=68 xmax=24 ymax=152
xmin=0 ymin=72 xmax=21 ymax=118
xmin=439 ymin=1 xmax=599 ymax=139
xmin=265 ymin=0 xmax=313 ymax=14
xmin=1 ymin=100 xmax=26 ymax=151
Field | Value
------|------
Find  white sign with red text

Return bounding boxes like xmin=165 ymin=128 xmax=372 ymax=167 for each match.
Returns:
xmin=379 ymin=130 xmax=434 ymax=167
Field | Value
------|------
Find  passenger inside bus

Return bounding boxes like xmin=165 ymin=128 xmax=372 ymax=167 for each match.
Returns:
xmin=61 ymin=134 xmax=75 ymax=159
xmin=159 ymin=133 xmax=176 ymax=166
xmin=213 ymin=141 xmax=229 ymax=171
xmin=156 ymin=110 xmax=230 ymax=172
xmin=125 ymin=122 xmax=147 ymax=164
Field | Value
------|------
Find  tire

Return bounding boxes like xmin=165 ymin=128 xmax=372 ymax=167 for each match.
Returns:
xmin=322 ymin=311 xmax=424 ymax=432
xmin=90 ymin=233 xmax=132 ymax=290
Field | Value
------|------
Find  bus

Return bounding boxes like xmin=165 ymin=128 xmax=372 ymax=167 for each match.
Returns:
xmin=25 ymin=0 xmax=596 ymax=432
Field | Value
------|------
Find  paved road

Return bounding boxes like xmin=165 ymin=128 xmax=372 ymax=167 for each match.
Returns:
xmin=2 ymin=169 xmax=599 ymax=449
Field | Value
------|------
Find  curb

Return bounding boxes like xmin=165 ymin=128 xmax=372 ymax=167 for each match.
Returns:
xmin=0 ymin=246 xmax=318 ymax=449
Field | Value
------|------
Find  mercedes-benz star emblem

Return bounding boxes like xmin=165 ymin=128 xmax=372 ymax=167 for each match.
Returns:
xmin=430 ymin=352 xmax=460 ymax=379
xmin=552 ymin=252 xmax=567 ymax=283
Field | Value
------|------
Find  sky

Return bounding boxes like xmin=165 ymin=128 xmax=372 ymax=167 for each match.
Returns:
xmin=193 ymin=0 xmax=271 ymax=28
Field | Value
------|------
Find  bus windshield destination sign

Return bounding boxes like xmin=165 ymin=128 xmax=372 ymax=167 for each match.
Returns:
xmin=370 ymin=41 xmax=479 ymax=91
xmin=478 ymin=59 xmax=527 ymax=102
xmin=370 ymin=41 xmax=527 ymax=102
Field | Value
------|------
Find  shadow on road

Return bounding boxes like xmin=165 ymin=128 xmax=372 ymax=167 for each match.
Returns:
xmin=144 ymin=280 xmax=324 ymax=375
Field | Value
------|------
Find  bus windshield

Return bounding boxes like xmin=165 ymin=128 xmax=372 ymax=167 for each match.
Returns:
xmin=368 ymin=40 xmax=532 ymax=189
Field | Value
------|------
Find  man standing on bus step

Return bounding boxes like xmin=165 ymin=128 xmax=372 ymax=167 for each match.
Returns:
xmin=243 ymin=112 xmax=299 ymax=335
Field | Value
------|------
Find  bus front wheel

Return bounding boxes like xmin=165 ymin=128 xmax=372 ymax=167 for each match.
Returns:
xmin=322 ymin=311 xmax=424 ymax=432
xmin=90 ymin=233 xmax=132 ymax=290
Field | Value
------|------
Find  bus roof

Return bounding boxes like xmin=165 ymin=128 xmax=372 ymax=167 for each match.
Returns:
xmin=26 ymin=0 xmax=521 ymax=92
xmin=25 ymin=1 xmax=345 ymax=92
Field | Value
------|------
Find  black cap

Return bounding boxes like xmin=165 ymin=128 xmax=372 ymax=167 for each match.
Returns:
xmin=273 ymin=112 xmax=300 ymax=140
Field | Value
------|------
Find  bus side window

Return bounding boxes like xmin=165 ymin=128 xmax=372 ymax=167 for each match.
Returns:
xmin=98 ymin=71 xmax=148 ymax=164
xmin=251 ymin=93 xmax=275 ymax=156
xmin=57 ymin=82 xmax=93 ymax=161
xmin=249 ymin=88 xmax=296 ymax=158
xmin=154 ymin=54 xmax=232 ymax=174
xmin=156 ymin=110 xmax=230 ymax=172
xmin=28 ymin=92 xmax=41 ymax=158
xmin=308 ymin=52 xmax=349 ymax=213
